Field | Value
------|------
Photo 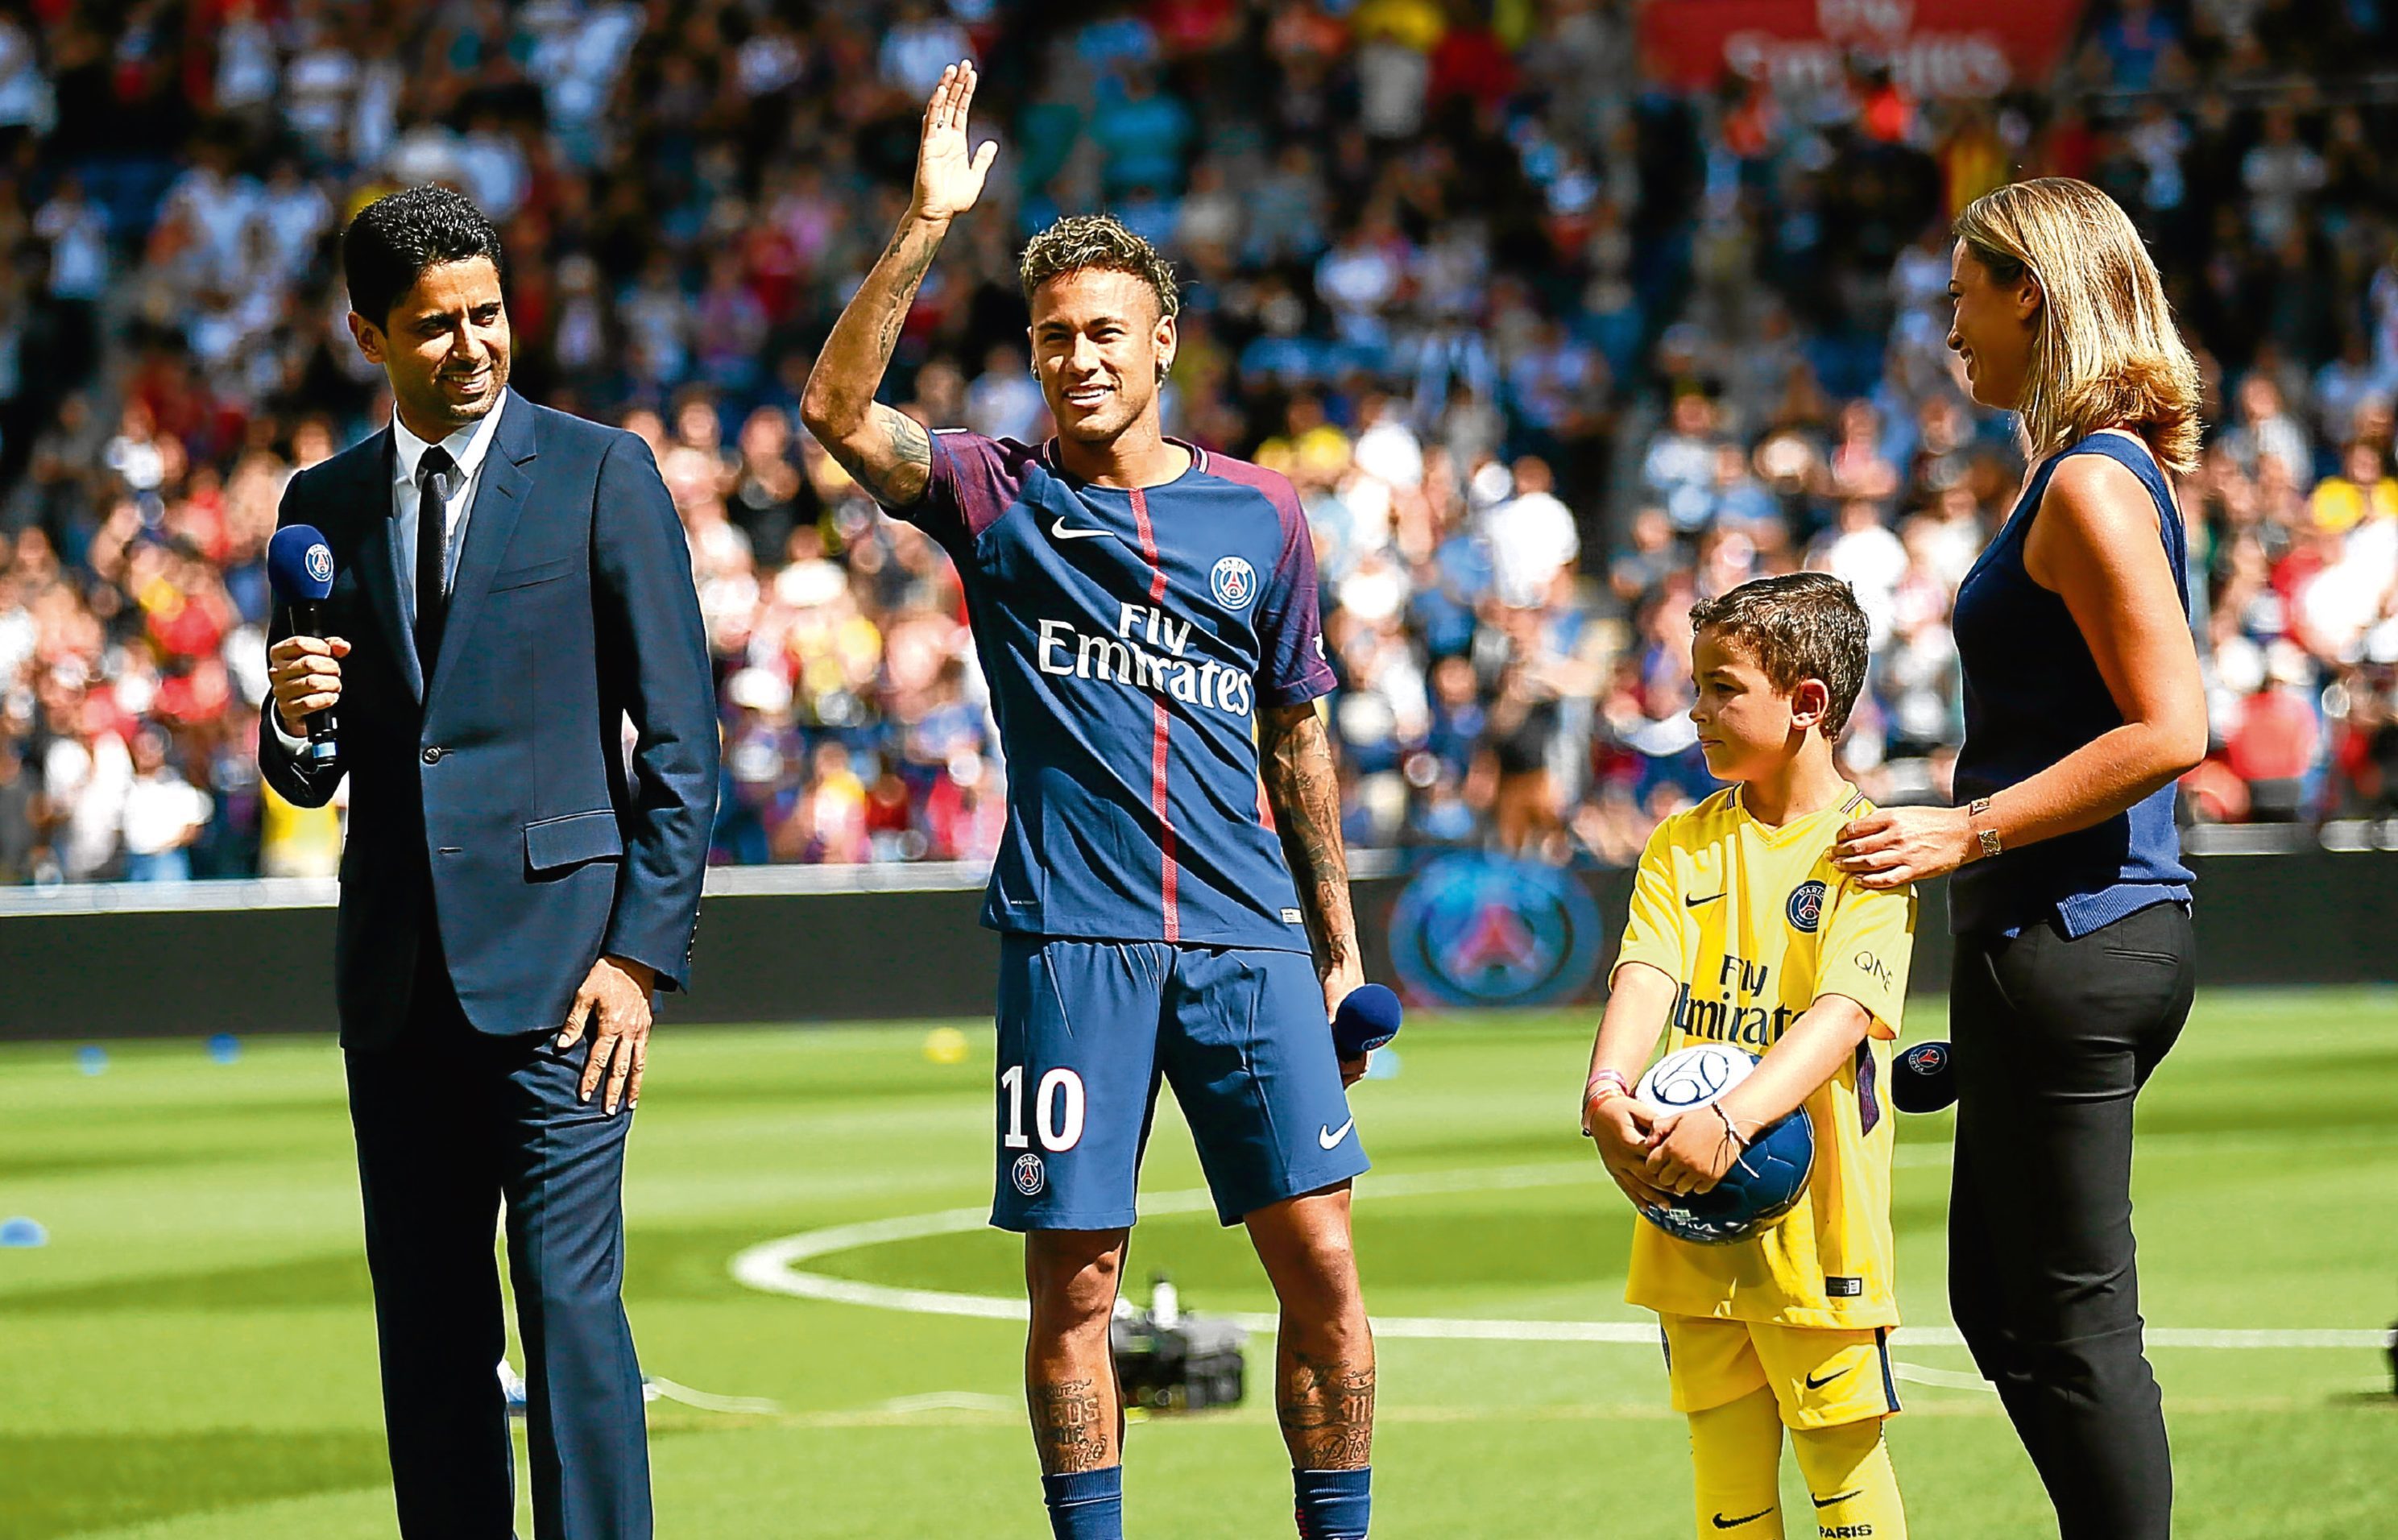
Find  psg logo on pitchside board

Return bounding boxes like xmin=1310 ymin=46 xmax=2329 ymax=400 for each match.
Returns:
xmin=1386 ymin=853 xmax=1605 ymax=1009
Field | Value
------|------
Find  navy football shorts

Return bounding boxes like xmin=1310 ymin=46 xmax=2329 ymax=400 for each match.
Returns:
xmin=989 ymin=935 xmax=1370 ymax=1231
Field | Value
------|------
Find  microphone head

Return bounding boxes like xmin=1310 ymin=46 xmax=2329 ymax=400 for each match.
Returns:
xmin=1891 ymin=1039 xmax=1958 ymax=1114
xmin=267 ymin=524 xmax=338 ymax=604
xmin=1333 ymin=983 xmax=1404 ymax=1058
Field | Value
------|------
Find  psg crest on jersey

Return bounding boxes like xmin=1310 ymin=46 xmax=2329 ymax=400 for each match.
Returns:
xmin=1386 ymin=852 xmax=1604 ymax=1008
xmin=304 ymin=544 xmax=335 ymax=586
xmin=1787 ymin=880 xmax=1828 ymax=933
xmin=1210 ymin=556 xmax=1257 ymax=611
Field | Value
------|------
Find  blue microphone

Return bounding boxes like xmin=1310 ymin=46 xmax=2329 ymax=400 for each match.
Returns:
xmin=1891 ymin=1039 xmax=1957 ymax=1114
xmin=267 ymin=524 xmax=341 ymax=769
xmin=1332 ymin=983 xmax=1403 ymax=1059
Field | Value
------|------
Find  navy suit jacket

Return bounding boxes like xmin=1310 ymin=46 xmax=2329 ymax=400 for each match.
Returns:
xmin=260 ymin=393 xmax=719 ymax=1049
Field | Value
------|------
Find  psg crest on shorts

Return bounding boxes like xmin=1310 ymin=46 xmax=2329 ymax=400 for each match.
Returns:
xmin=1385 ymin=853 xmax=1604 ymax=1008
xmin=1012 ymin=1153 xmax=1046 ymax=1198
xmin=1786 ymin=880 xmax=1827 ymax=933
xmin=1210 ymin=556 xmax=1257 ymax=611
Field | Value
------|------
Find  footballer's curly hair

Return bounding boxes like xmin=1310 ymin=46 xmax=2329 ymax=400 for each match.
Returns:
xmin=1018 ymin=213 xmax=1180 ymax=321
xmin=1688 ymin=573 xmax=1870 ymax=738
xmin=343 ymin=184 xmax=507 ymax=326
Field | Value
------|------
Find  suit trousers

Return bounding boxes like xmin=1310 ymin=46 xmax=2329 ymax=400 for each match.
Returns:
xmin=1948 ymin=900 xmax=2196 ymax=1540
xmin=346 ymin=917 xmax=651 ymax=1540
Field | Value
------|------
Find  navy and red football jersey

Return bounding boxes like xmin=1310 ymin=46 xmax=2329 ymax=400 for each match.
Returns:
xmin=885 ymin=429 xmax=1337 ymax=951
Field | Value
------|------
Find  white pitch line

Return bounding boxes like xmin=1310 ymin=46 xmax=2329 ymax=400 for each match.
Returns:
xmin=1893 ymin=1363 xmax=1994 ymax=1393
xmin=728 ymin=1165 xmax=2391 ymax=1353
xmin=644 ymin=1376 xmax=784 ymax=1415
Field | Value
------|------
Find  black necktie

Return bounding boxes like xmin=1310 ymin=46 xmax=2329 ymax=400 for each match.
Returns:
xmin=415 ymin=445 xmax=456 ymax=681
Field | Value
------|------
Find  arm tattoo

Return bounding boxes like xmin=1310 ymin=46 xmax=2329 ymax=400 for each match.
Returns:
xmin=1028 ymin=1376 xmax=1114 ymax=1475
xmin=1278 ymin=1348 xmax=1375 ymax=1470
xmin=800 ymin=213 xmax=948 ymax=507
xmin=822 ymin=404 xmax=931 ymax=510
xmin=1259 ymin=703 xmax=1357 ymax=971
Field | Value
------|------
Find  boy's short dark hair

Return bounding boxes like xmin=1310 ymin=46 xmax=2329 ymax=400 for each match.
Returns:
xmin=342 ymin=184 xmax=507 ymax=327
xmin=1018 ymin=213 xmax=1179 ymax=321
xmin=1688 ymin=573 xmax=1870 ymax=737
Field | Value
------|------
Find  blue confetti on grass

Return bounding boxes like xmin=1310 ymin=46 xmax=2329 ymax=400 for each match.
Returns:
xmin=206 ymin=1034 xmax=241 ymax=1064
xmin=0 ymin=1217 xmax=48 ymax=1248
xmin=76 ymin=1046 xmax=106 ymax=1075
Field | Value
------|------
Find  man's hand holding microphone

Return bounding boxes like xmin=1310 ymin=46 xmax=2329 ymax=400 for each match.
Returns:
xmin=269 ymin=634 xmax=350 ymax=740
xmin=267 ymin=526 xmax=350 ymax=759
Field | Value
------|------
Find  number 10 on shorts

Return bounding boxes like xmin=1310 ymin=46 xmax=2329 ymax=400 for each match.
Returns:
xmin=1000 ymin=1065 xmax=1086 ymax=1152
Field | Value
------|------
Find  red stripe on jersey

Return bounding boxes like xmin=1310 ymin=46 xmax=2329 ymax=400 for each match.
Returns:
xmin=1129 ymin=486 xmax=1168 ymax=603
xmin=1153 ymin=698 xmax=1178 ymax=939
xmin=1130 ymin=487 xmax=1179 ymax=939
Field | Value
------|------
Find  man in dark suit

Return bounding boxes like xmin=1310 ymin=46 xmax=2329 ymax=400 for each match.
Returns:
xmin=260 ymin=184 xmax=717 ymax=1540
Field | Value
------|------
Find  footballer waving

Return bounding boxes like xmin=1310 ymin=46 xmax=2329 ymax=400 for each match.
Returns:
xmin=801 ymin=64 xmax=1377 ymax=1540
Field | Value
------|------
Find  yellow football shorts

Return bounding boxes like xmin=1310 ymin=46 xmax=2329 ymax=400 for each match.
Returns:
xmin=1659 ymin=1313 xmax=1902 ymax=1429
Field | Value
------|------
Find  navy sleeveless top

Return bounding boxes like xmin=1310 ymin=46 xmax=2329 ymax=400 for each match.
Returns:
xmin=1949 ymin=432 xmax=2196 ymax=938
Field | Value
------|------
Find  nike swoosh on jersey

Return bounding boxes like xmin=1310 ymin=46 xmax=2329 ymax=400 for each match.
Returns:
xmin=1319 ymin=1119 xmax=1355 ymax=1149
xmin=1812 ymin=1490 xmax=1863 ymax=1509
xmin=1049 ymin=517 xmax=1112 ymax=540
xmin=1804 ymin=1365 xmax=1853 ymax=1391
xmin=1712 ymin=1509 xmax=1774 ymax=1530
xmin=1684 ymin=892 xmax=1726 ymax=908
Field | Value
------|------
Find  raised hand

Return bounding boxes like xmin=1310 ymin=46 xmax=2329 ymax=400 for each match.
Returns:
xmin=913 ymin=61 xmax=999 ymax=225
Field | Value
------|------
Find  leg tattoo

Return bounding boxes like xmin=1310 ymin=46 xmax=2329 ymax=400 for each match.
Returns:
xmin=1278 ymin=1345 xmax=1375 ymax=1470
xmin=1029 ymin=1376 xmax=1115 ymax=1475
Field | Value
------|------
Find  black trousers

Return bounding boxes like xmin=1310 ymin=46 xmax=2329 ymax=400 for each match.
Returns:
xmin=346 ymin=921 xmax=652 ymax=1540
xmin=1949 ymin=901 xmax=2195 ymax=1540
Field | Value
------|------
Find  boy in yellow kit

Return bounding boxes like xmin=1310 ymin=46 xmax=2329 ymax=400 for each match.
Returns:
xmin=1583 ymin=573 xmax=1915 ymax=1540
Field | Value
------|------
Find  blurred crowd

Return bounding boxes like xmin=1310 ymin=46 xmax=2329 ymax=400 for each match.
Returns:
xmin=5 ymin=0 xmax=2398 ymax=884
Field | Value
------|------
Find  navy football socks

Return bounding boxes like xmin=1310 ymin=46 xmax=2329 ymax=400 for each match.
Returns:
xmin=1294 ymin=1467 xmax=1371 ymax=1539
xmin=1041 ymin=1465 xmax=1123 ymax=1540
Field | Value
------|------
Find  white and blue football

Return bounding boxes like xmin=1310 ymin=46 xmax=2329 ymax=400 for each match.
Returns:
xmin=1634 ymin=1045 xmax=1815 ymax=1246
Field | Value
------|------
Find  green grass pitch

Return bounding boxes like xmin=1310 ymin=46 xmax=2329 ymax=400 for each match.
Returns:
xmin=3 ymin=989 xmax=2394 ymax=1538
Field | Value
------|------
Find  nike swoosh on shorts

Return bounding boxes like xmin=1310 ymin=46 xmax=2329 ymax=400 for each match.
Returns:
xmin=1319 ymin=1119 xmax=1355 ymax=1149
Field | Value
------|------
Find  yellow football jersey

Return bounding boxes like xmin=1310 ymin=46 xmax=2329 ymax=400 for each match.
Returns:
xmin=1613 ymin=784 xmax=1916 ymax=1330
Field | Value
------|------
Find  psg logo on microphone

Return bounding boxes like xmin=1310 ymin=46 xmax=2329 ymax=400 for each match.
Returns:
xmin=304 ymin=544 xmax=335 ymax=586
xmin=1787 ymin=880 xmax=1828 ymax=933
xmin=1210 ymin=556 xmax=1257 ymax=611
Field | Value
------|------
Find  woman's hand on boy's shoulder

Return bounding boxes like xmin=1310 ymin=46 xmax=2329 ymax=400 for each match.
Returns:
xmin=1832 ymin=805 xmax=1973 ymax=888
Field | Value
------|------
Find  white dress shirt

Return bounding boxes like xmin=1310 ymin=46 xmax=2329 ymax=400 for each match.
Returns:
xmin=392 ymin=388 xmax=509 ymax=624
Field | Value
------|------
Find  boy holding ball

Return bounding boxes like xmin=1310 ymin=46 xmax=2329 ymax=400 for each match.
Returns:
xmin=1582 ymin=573 xmax=1917 ymax=1539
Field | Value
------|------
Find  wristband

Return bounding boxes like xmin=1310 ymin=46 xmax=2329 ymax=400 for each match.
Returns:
xmin=1580 ymin=1071 xmax=1631 ymax=1136
xmin=1711 ymin=1100 xmax=1753 ymax=1152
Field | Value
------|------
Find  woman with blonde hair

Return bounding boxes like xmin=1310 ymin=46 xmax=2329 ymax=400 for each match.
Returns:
xmin=1831 ymin=177 xmax=2209 ymax=1538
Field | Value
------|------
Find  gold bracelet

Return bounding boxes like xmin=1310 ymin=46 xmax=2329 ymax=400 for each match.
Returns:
xmin=1968 ymin=797 xmax=2002 ymax=860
